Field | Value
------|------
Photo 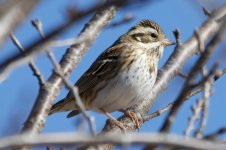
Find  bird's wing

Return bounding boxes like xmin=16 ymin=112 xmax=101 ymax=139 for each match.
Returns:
xmin=66 ymin=44 xmax=126 ymax=99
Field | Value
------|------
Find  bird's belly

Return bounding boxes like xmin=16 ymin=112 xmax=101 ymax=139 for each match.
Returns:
xmin=89 ymin=61 xmax=157 ymax=113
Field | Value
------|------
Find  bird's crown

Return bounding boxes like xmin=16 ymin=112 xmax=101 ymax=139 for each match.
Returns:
xmin=130 ymin=20 xmax=164 ymax=34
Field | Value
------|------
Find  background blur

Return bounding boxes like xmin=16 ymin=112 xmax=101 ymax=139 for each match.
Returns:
xmin=0 ymin=0 xmax=226 ymax=142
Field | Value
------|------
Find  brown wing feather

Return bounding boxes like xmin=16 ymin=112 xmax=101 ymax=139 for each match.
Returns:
xmin=65 ymin=44 xmax=126 ymax=101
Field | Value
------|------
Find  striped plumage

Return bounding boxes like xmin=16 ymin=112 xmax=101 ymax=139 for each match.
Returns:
xmin=50 ymin=20 xmax=174 ymax=119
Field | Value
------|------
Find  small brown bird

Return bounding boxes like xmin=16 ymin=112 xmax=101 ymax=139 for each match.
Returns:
xmin=50 ymin=20 xmax=174 ymax=130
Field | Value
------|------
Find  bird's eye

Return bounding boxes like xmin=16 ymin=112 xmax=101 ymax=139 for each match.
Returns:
xmin=150 ymin=33 xmax=157 ymax=38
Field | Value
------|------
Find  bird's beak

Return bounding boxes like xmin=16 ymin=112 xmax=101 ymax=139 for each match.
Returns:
xmin=162 ymin=38 xmax=175 ymax=47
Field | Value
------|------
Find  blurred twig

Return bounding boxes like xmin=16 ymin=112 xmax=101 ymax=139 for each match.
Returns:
xmin=0 ymin=0 xmax=39 ymax=46
xmin=1 ymin=132 xmax=226 ymax=150
xmin=204 ymin=127 xmax=226 ymax=140
xmin=178 ymin=71 xmax=188 ymax=78
xmin=108 ymin=13 xmax=134 ymax=27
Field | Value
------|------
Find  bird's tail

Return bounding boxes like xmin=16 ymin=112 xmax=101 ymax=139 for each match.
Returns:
xmin=49 ymin=98 xmax=67 ymax=115
xmin=49 ymin=98 xmax=81 ymax=118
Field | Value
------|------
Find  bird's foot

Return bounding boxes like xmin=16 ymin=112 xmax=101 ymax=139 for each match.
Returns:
xmin=100 ymin=108 xmax=126 ymax=132
xmin=120 ymin=109 xmax=141 ymax=129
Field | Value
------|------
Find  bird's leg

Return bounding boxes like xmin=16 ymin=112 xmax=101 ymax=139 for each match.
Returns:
xmin=119 ymin=109 xmax=141 ymax=129
xmin=100 ymin=108 xmax=126 ymax=132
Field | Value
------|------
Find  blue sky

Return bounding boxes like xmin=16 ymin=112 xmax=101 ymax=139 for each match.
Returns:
xmin=0 ymin=0 xmax=226 ymax=144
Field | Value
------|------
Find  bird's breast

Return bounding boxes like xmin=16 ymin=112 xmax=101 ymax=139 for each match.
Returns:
xmin=89 ymin=52 xmax=158 ymax=113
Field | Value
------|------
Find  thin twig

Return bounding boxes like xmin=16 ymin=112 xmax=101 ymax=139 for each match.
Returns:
xmin=214 ymin=68 xmax=226 ymax=80
xmin=49 ymin=38 xmax=79 ymax=47
xmin=203 ymin=7 xmax=211 ymax=17
xmin=108 ymin=13 xmax=134 ymax=27
xmin=173 ymin=28 xmax=181 ymax=45
xmin=46 ymin=146 xmax=53 ymax=150
xmin=204 ymin=127 xmax=226 ymax=140
xmin=31 ymin=19 xmax=60 ymax=68
xmin=9 ymin=33 xmax=45 ymax=86
xmin=195 ymin=29 xmax=205 ymax=54
xmin=184 ymin=99 xmax=204 ymax=137
xmin=178 ymin=71 xmax=188 ymax=78
xmin=31 ymin=19 xmax=96 ymax=136
xmin=194 ymin=77 xmax=213 ymax=138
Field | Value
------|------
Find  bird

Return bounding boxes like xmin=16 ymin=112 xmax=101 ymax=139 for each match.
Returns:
xmin=49 ymin=20 xmax=174 ymax=130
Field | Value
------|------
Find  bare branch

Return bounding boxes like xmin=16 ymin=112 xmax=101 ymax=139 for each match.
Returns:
xmin=9 ymin=33 xmax=45 ymax=86
xmin=1 ymin=132 xmax=226 ymax=150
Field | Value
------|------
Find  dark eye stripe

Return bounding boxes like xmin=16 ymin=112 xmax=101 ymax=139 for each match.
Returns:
xmin=132 ymin=33 xmax=145 ymax=38
xmin=132 ymin=33 xmax=157 ymax=39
